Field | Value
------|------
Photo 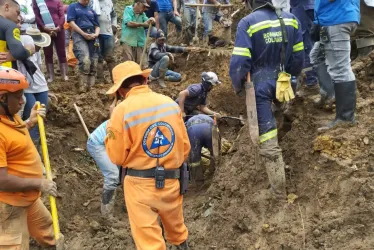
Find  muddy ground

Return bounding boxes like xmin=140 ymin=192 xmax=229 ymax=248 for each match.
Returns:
xmin=30 ymin=5 xmax=374 ymax=250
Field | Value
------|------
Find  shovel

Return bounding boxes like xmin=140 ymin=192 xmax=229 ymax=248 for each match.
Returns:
xmin=36 ymin=102 xmax=63 ymax=249
xmin=74 ymin=103 xmax=90 ymax=137
xmin=245 ymin=73 xmax=260 ymax=169
xmin=211 ymin=115 xmax=221 ymax=172
xmin=140 ymin=23 xmax=152 ymax=69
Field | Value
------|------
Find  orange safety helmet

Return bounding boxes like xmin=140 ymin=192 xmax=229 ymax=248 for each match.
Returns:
xmin=0 ymin=66 xmax=29 ymax=94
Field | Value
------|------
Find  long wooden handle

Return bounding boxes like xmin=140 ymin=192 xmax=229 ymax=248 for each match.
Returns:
xmin=74 ymin=103 xmax=90 ymax=137
xmin=36 ymin=102 xmax=61 ymax=240
xmin=140 ymin=23 xmax=152 ymax=68
xmin=185 ymin=3 xmax=232 ymax=7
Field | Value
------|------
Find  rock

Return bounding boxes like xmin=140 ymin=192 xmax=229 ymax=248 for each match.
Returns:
xmin=203 ymin=206 xmax=214 ymax=218
xmin=313 ymin=229 xmax=322 ymax=237
xmin=89 ymin=220 xmax=100 ymax=231
xmin=255 ymin=242 xmax=260 ymax=249
xmin=363 ymin=137 xmax=369 ymax=145
xmin=369 ymin=83 xmax=374 ymax=90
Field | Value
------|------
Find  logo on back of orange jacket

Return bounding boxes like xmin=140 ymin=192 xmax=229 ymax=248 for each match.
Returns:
xmin=142 ymin=121 xmax=175 ymax=158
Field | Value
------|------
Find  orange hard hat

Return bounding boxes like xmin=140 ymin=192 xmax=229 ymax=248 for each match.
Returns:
xmin=0 ymin=66 xmax=29 ymax=93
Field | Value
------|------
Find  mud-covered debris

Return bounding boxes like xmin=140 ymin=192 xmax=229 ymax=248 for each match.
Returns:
xmin=203 ymin=206 xmax=214 ymax=218
xmin=287 ymin=193 xmax=298 ymax=204
xmin=89 ymin=220 xmax=100 ymax=231
xmin=363 ymin=137 xmax=369 ymax=145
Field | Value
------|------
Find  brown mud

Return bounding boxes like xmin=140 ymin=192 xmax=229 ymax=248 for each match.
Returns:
xmin=31 ymin=6 xmax=374 ymax=250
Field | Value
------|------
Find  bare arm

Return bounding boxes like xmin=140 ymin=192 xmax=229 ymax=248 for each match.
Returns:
xmin=200 ymin=105 xmax=216 ymax=115
xmin=173 ymin=0 xmax=179 ymax=15
xmin=0 ymin=168 xmax=41 ymax=192
xmin=69 ymin=20 xmax=87 ymax=36
xmin=155 ymin=12 xmax=160 ymax=30
xmin=178 ymin=89 xmax=189 ymax=113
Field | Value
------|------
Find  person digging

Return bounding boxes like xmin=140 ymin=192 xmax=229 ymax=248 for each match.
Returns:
xmin=0 ymin=66 xmax=64 ymax=249
xmin=148 ymin=30 xmax=199 ymax=88
xmin=176 ymin=71 xmax=222 ymax=120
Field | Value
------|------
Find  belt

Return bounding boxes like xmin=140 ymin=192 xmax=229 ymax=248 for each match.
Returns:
xmin=252 ymin=71 xmax=279 ymax=84
xmin=127 ymin=167 xmax=180 ymax=179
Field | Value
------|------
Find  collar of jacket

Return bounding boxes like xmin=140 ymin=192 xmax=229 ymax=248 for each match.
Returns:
xmin=253 ymin=2 xmax=276 ymax=12
xmin=0 ymin=114 xmax=27 ymax=135
xmin=125 ymin=85 xmax=152 ymax=98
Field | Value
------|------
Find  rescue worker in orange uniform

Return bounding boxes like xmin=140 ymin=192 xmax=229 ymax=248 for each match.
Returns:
xmin=105 ymin=61 xmax=191 ymax=250
xmin=0 ymin=66 xmax=64 ymax=249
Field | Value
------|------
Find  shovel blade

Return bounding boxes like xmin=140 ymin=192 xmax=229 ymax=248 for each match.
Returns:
xmin=245 ymin=82 xmax=259 ymax=145
xmin=211 ymin=117 xmax=221 ymax=163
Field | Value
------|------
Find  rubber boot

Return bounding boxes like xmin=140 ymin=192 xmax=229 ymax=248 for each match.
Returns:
xmin=77 ymin=73 xmax=88 ymax=93
xmin=101 ymin=189 xmax=116 ymax=218
xmin=313 ymin=62 xmax=335 ymax=109
xmin=203 ymin=35 xmax=209 ymax=48
xmin=264 ymin=155 xmax=287 ymax=200
xmin=158 ymin=68 xmax=167 ymax=88
xmin=318 ymin=80 xmax=356 ymax=131
xmin=106 ymin=61 xmax=116 ymax=83
xmin=46 ymin=63 xmax=55 ymax=83
xmin=190 ymin=162 xmax=204 ymax=187
xmin=59 ymin=63 xmax=69 ymax=81
xmin=87 ymin=75 xmax=96 ymax=91
xmin=175 ymin=240 xmax=189 ymax=250
xmin=96 ymin=62 xmax=104 ymax=80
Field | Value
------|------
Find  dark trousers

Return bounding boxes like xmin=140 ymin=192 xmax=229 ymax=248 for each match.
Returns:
xmin=43 ymin=29 xmax=67 ymax=64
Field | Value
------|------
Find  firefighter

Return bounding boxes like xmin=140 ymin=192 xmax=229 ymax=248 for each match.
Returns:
xmin=229 ymin=0 xmax=305 ymax=199
xmin=105 ymin=61 xmax=191 ymax=250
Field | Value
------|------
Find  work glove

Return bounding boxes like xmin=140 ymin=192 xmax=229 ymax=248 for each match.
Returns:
xmin=40 ymin=179 xmax=58 ymax=197
xmin=276 ymin=72 xmax=295 ymax=102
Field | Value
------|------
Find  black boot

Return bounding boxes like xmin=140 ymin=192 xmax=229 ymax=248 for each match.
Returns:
xmin=318 ymin=80 xmax=356 ymax=131
xmin=313 ymin=62 xmax=335 ymax=108
xmin=175 ymin=240 xmax=189 ymax=250
xmin=101 ymin=189 xmax=116 ymax=217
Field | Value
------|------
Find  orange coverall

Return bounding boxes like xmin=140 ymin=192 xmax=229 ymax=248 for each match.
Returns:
xmin=105 ymin=85 xmax=191 ymax=250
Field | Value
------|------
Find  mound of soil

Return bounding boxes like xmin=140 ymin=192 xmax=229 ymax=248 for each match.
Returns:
xmin=31 ymin=12 xmax=374 ymax=249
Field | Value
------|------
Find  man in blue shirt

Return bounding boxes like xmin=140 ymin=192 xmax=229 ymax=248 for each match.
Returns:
xmin=145 ymin=0 xmax=160 ymax=37
xmin=290 ymin=0 xmax=318 ymax=96
xmin=67 ymin=0 xmax=100 ymax=92
xmin=157 ymin=0 xmax=182 ymax=38
xmin=176 ymin=72 xmax=222 ymax=119
xmin=230 ymin=0 xmax=304 ymax=199
xmin=314 ymin=0 xmax=360 ymax=131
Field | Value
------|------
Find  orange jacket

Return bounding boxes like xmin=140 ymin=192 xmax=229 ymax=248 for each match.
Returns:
xmin=105 ymin=85 xmax=190 ymax=170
